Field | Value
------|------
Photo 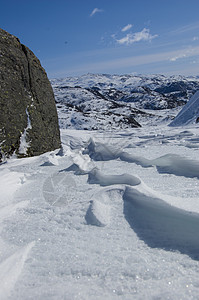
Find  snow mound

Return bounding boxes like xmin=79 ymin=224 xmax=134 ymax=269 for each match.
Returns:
xmin=84 ymin=139 xmax=199 ymax=179
xmin=84 ymin=162 xmax=199 ymax=259
xmin=85 ymin=200 xmax=111 ymax=227
xmin=83 ymin=138 xmax=122 ymax=161
xmin=40 ymin=153 xmax=59 ymax=166
xmin=169 ymin=91 xmax=199 ymax=126
xmin=120 ymin=152 xmax=152 ymax=167
xmin=153 ymin=154 xmax=199 ymax=178
xmin=123 ymin=186 xmax=199 ymax=260
xmin=2 ymin=127 xmax=199 ymax=298
xmin=63 ymin=163 xmax=88 ymax=175
xmin=88 ymin=168 xmax=141 ymax=186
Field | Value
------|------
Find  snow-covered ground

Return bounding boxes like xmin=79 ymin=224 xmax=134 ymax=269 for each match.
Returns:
xmin=51 ymin=74 xmax=199 ymax=130
xmin=1 ymin=122 xmax=199 ymax=299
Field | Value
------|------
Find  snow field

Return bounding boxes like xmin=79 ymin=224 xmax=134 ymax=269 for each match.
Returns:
xmin=0 ymin=125 xmax=199 ymax=299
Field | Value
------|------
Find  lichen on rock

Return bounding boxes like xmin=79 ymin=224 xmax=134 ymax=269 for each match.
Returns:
xmin=0 ymin=28 xmax=61 ymax=161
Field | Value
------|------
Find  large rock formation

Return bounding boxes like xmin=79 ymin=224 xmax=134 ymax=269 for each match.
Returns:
xmin=0 ymin=28 xmax=61 ymax=162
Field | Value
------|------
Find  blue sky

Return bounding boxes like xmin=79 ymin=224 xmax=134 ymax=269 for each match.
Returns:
xmin=1 ymin=0 xmax=199 ymax=78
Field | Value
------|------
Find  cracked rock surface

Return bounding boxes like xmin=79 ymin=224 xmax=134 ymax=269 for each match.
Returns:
xmin=0 ymin=28 xmax=60 ymax=161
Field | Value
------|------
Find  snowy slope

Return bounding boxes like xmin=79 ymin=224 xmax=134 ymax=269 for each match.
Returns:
xmin=1 ymin=124 xmax=199 ymax=299
xmin=53 ymin=85 xmax=143 ymax=130
xmin=169 ymin=90 xmax=199 ymax=126
xmin=51 ymin=74 xmax=199 ymax=130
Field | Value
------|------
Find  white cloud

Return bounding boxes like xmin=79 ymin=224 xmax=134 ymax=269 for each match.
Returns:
xmin=170 ymin=22 xmax=199 ymax=35
xmin=170 ymin=54 xmax=187 ymax=62
xmin=90 ymin=8 xmax=103 ymax=17
xmin=193 ymin=36 xmax=199 ymax=41
xmin=169 ymin=47 xmax=198 ymax=62
xmin=117 ymin=28 xmax=158 ymax=45
xmin=122 ymin=24 xmax=133 ymax=32
xmin=117 ymin=33 xmax=133 ymax=45
xmin=47 ymin=45 xmax=199 ymax=77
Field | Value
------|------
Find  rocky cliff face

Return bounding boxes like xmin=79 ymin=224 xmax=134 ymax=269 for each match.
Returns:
xmin=0 ymin=28 xmax=61 ymax=162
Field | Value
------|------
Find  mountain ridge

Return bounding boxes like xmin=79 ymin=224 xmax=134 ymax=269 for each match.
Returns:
xmin=51 ymin=73 xmax=199 ymax=130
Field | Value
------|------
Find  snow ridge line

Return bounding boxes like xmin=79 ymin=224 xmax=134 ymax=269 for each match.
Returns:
xmin=65 ymin=161 xmax=199 ymax=260
xmin=84 ymin=139 xmax=199 ymax=179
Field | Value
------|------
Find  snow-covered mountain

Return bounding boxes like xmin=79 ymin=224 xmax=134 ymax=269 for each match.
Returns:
xmin=51 ymin=74 xmax=199 ymax=130
xmin=169 ymin=91 xmax=199 ymax=126
xmin=1 ymin=73 xmax=199 ymax=299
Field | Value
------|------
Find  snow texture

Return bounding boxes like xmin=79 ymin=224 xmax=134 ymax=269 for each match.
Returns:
xmin=123 ymin=185 xmax=199 ymax=260
xmin=87 ymin=168 xmax=141 ymax=186
xmin=1 ymin=124 xmax=199 ymax=299
xmin=85 ymin=199 xmax=111 ymax=227
xmin=51 ymin=74 xmax=199 ymax=130
xmin=0 ymin=242 xmax=35 ymax=300
xmin=169 ymin=90 xmax=199 ymax=126
xmin=1 ymin=74 xmax=199 ymax=299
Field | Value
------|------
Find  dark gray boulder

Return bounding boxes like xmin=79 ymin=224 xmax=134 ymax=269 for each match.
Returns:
xmin=0 ymin=28 xmax=61 ymax=161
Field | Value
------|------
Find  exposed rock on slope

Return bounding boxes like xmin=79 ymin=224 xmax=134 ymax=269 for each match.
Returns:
xmin=52 ymin=73 xmax=199 ymax=109
xmin=51 ymin=74 xmax=199 ymax=130
xmin=0 ymin=28 xmax=61 ymax=161
xmin=53 ymin=85 xmax=142 ymax=130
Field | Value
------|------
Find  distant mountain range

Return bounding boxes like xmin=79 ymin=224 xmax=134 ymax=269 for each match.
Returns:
xmin=51 ymin=74 xmax=199 ymax=130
